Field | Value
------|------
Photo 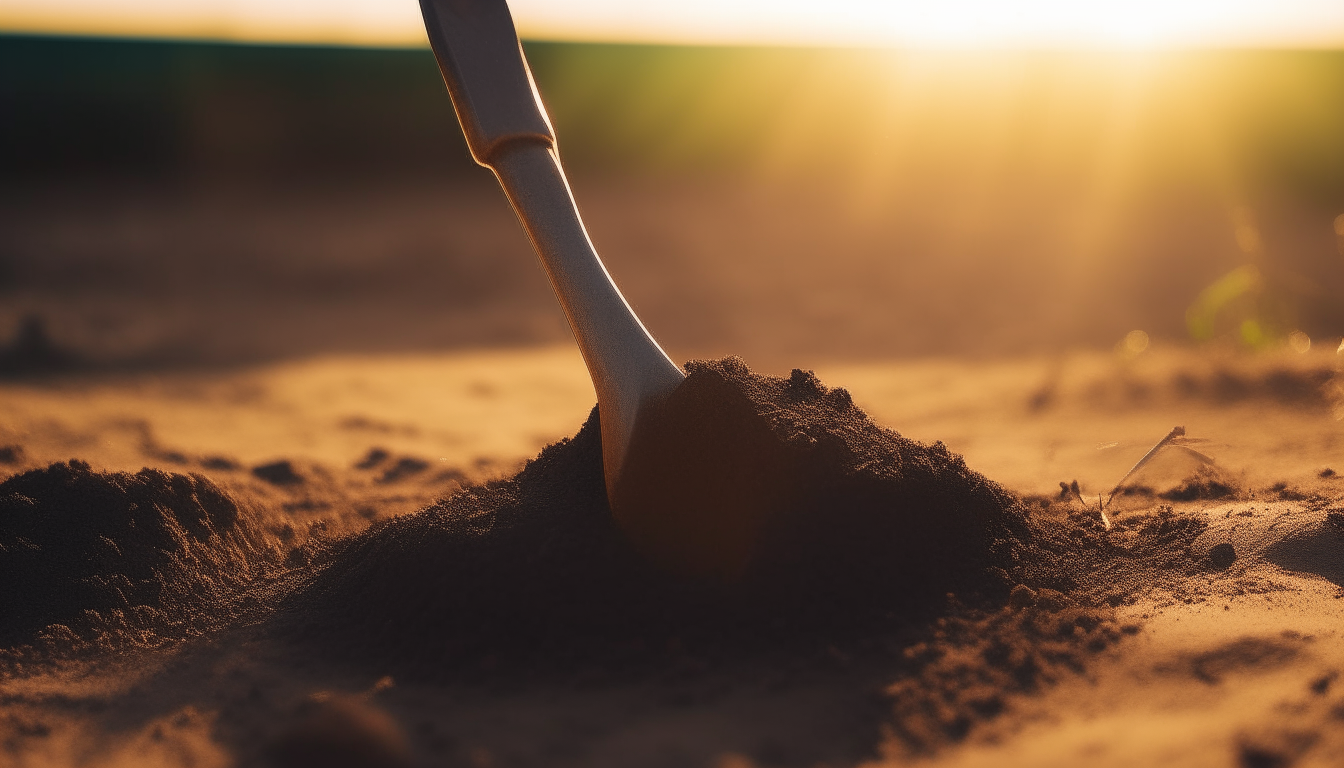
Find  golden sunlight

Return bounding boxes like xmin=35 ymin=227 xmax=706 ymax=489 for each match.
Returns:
xmin=1 ymin=0 xmax=1343 ymax=47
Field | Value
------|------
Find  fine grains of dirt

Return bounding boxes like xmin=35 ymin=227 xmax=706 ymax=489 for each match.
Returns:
xmin=1016 ymin=501 xmax=1210 ymax=605
xmin=0 ymin=460 xmax=279 ymax=650
xmin=884 ymin=590 xmax=1140 ymax=753
xmin=875 ymin=494 xmax=1214 ymax=756
xmin=1160 ymin=465 xmax=1241 ymax=502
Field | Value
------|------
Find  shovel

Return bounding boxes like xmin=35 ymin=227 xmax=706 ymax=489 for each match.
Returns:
xmin=418 ymin=0 xmax=686 ymax=510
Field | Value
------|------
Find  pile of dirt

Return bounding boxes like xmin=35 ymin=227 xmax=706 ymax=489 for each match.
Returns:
xmin=612 ymin=359 xmax=1031 ymax=592
xmin=268 ymin=358 xmax=1232 ymax=758
xmin=0 ymin=460 xmax=279 ymax=650
xmin=288 ymin=359 xmax=1032 ymax=673
xmin=285 ymin=359 xmax=1209 ymax=684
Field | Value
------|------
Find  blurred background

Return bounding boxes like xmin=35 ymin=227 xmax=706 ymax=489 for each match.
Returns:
xmin=2 ymin=1 xmax=1343 ymax=374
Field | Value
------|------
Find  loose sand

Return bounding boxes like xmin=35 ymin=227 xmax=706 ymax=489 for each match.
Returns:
xmin=1 ymin=345 xmax=1341 ymax=768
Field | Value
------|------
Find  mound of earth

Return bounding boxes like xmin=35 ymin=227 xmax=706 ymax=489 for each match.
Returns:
xmin=0 ymin=460 xmax=277 ymax=648
xmin=287 ymin=359 xmax=1207 ymax=686
xmin=290 ymin=358 xmax=1032 ymax=672
xmin=612 ymin=358 xmax=1032 ymax=591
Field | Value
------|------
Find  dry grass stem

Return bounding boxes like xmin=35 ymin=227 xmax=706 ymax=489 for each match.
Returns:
xmin=1102 ymin=426 xmax=1188 ymax=511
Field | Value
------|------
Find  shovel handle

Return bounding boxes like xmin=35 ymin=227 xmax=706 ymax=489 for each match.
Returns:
xmin=419 ymin=0 xmax=555 ymax=165
xmin=418 ymin=0 xmax=685 ymax=496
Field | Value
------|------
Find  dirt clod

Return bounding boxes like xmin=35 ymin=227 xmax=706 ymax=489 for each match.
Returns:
xmin=1211 ymin=542 xmax=1238 ymax=570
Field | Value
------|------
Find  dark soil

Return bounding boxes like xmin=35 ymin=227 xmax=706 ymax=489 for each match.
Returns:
xmin=0 ymin=460 xmax=277 ymax=648
xmin=1161 ymin=466 xmax=1240 ymax=502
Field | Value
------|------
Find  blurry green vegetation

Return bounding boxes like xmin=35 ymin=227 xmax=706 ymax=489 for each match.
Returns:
xmin=0 ymin=34 xmax=467 ymax=180
xmin=1185 ymin=265 xmax=1277 ymax=348
xmin=526 ymin=43 xmax=1344 ymax=202
xmin=2 ymin=34 xmax=1342 ymax=205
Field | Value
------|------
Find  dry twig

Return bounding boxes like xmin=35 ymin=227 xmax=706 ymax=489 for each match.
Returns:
xmin=1102 ymin=426 xmax=1213 ymax=510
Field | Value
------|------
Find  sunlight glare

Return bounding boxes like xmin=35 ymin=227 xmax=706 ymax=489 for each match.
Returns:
xmin=1 ymin=0 xmax=1343 ymax=47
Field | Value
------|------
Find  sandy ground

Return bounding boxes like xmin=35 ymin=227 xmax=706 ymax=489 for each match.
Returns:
xmin=1 ymin=343 xmax=1342 ymax=767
